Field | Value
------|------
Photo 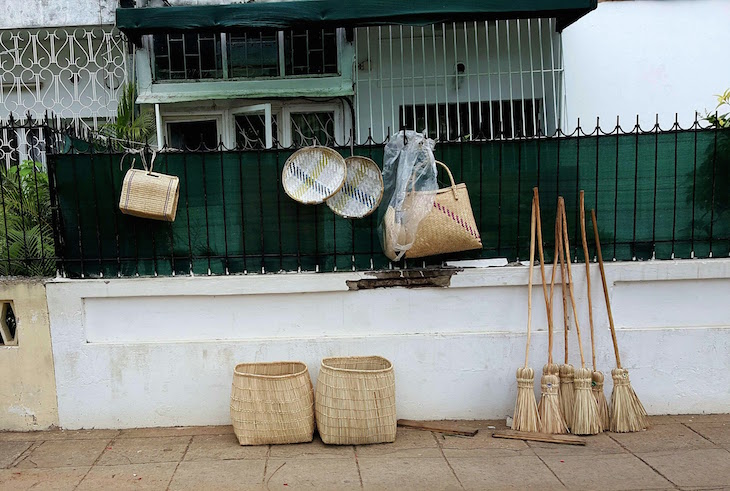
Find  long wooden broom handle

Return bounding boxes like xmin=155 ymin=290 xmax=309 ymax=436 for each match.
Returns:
xmin=591 ymin=209 xmax=622 ymax=369
xmin=533 ymin=188 xmax=554 ymax=364
xmin=557 ymin=201 xmax=570 ymax=364
xmin=579 ymin=192 xmax=597 ymax=371
xmin=525 ymin=196 xmax=537 ymax=368
xmin=560 ymin=200 xmax=586 ymax=369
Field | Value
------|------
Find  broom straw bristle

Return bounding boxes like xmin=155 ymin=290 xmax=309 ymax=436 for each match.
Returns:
xmin=559 ymin=363 xmax=575 ymax=429
xmin=593 ymin=370 xmax=610 ymax=430
xmin=610 ymin=368 xmax=648 ymax=432
xmin=539 ymin=373 xmax=568 ymax=434
xmin=572 ymin=367 xmax=603 ymax=435
xmin=513 ymin=367 xmax=540 ymax=432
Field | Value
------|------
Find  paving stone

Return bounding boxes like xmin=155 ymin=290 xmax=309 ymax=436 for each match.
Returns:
xmin=117 ymin=425 xmax=232 ymax=439
xmin=96 ymin=436 xmax=190 ymax=466
xmin=184 ymin=433 xmax=268 ymax=461
xmin=0 ymin=429 xmax=119 ymax=442
xmin=15 ymin=438 xmax=110 ymax=469
xmin=647 ymin=415 xmax=682 ymax=425
xmin=684 ymin=422 xmax=730 ymax=446
xmin=359 ymin=456 xmax=461 ymax=491
xmin=75 ymin=462 xmax=177 ymax=491
xmin=355 ymin=428 xmax=442 ymax=458
xmin=672 ymin=414 xmax=730 ymax=424
xmin=608 ymin=422 xmax=716 ymax=453
xmin=438 ymin=427 xmax=533 ymax=458
xmin=528 ymin=432 xmax=627 ymax=457
xmin=269 ymin=434 xmax=354 ymax=460
xmin=543 ymin=453 xmax=671 ymax=490
xmin=450 ymin=455 xmax=565 ymax=490
xmin=168 ymin=459 xmax=266 ymax=491
xmin=0 ymin=442 xmax=31 ymax=468
xmin=0 ymin=466 xmax=89 ymax=490
xmin=637 ymin=448 xmax=730 ymax=489
xmin=266 ymin=457 xmax=361 ymax=489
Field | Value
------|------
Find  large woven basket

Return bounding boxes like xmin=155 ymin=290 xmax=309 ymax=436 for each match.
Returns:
xmin=315 ymin=356 xmax=396 ymax=445
xmin=119 ymin=169 xmax=180 ymax=222
xmin=230 ymin=361 xmax=315 ymax=445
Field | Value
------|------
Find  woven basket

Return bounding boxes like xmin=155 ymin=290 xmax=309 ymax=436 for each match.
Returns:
xmin=282 ymin=147 xmax=347 ymax=204
xmin=326 ymin=156 xmax=384 ymax=219
xmin=119 ymin=169 xmax=180 ymax=222
xmin=230 ymin=361 xmax=315 ymax=446
xmin=315 ymin=356 xmax=396 ymax=445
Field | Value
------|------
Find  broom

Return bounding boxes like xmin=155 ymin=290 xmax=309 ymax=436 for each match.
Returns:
xmin=591 ymin=209 xmax=648 ymax=432
xmin=511 ymin=195 xmax=540 ymax=432
xmin=556 ymin=199 xmax=575 ymax=430
xmin=534 ymin=188 xmax=568 ymax=434
xmin=559 ymin=199 xmax=602 ymax=435
xmin=579 ymin=191 xmax=609 ymax=430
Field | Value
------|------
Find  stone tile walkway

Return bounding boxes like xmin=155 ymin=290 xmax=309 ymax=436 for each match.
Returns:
xmin=1 ymin=415 xmax=729 ymax=490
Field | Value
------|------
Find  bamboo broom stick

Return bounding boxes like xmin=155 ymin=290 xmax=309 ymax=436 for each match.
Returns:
xmin=579 ymin=191 xmax=609 ymax=430
xmin=556 ymin=200 xmax=574 ymax=430
xmin=535 ymin=189 xmax=567 ymax=434
xmin=560 ymin=199 xmax=602 ymax=435
xmin=512 ymin=196 xmax=540 ymax=432
xmin=591 ymin=209 xmax=648 ymax=432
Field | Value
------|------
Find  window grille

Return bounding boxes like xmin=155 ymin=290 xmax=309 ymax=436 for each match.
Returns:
xmin=290 ymin=112 xmax=336 ymax=147
xmin=0 ymin=27 xmax=127 ymax=129
xmin=152 ymin=28 xmax=340 ymax=82
xmin=353 ymin=19 xmax=564 ymax=143
xmin=235 ymin=113 xmax=279 ymax=149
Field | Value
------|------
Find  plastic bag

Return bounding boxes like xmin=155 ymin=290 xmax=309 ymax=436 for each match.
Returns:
xmin=378 ymin=131 xmax=438 ymax=261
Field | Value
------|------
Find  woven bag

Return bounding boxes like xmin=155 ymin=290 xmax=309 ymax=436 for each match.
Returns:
xmin=230 ymin=361 xmax=315 ymax=445
xmin=315 ymin=356 xmax=396 ymax=445
xmin=119 ymin=168 xmax=180 ymax=222
xmin=383 ymin=161 xmax=481 ymax=259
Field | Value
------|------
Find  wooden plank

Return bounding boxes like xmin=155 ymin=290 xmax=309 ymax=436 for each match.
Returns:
xmin=397 ymin=419 xmax=479 ymax=436
xmin=492 ymin=430 xmax=586 ymax=445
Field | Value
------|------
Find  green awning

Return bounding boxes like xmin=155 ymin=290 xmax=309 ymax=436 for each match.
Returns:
xmin=117 ymin=0 xmax=597 ymax=40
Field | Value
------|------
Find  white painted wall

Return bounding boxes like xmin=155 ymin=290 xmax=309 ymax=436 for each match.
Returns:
xmin=0 ymin=0 xmax=116 ymax=30
xmin=46 ymin=258 xmax=730 ymax=429
xmin=562 ymin=0 xmax=730 ymax=130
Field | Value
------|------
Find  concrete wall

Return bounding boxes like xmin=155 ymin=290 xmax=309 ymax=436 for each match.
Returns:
xmin=46 ymin=258 xmax=730 ymax=429
xmin=562 ymin=0 xmax=730 ymax=129
xmin=0 ymin=279 xmax=59 ymax=431
xmin=0 ymin=1 xmax=116 ymax=30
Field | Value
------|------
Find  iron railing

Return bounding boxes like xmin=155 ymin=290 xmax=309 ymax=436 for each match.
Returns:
xmin=35 ymin=117 xmax=730 ymax=278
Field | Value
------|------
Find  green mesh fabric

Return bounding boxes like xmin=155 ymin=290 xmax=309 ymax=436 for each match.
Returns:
xmin=50 ymin=128 xmax=730 ymax=277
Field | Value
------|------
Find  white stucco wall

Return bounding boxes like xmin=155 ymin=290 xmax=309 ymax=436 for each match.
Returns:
xmin=46 ymin=258 xmax=730 ymax=429
xmin=562 ymin=0 xmax=730 ymax=130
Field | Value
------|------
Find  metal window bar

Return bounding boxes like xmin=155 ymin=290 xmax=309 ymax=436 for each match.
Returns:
xmin=355 ymin=19 xmax=564 ymax=144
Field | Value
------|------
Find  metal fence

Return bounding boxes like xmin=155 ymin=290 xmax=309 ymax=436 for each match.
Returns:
xmin=0 ymin=117 xmax=728 ymax=277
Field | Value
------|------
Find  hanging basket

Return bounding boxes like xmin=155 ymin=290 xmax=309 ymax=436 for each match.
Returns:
xmin=230 ymin=361 xmax=315 ymax=445
xmin=325 ymin=156 xmax=384 ymax=219
xmin=119 ymin=169 xmax=180 ymax=222
xmin=282 ymin=146 xmax=347 ymax=204
xmin=315 ymin=356 xmax=396 ymax=445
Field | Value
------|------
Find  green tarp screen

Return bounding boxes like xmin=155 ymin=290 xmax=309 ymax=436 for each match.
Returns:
xmin=50 ymin=128 xmax=730 ymax=277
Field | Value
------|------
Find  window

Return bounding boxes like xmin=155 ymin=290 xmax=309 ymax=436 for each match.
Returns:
xmin=168 ymin=120 xmax=219 ymax=150
xmin=235 ymin=113 xmax=279 ymax=150
xmin=228 ymin=32 xmax=279 ymax=78
xmin=284 ymin=29 xmax=338 ymax=76
xmin=153 ymin=29 xmax=339 ymax=81
xmin=154 ymin=33 xmax=223 ymax=80
xmin=290 ymin=112 xmax=336 ymax=147
xmin=399 ymin=100 xmax=541 ymax=141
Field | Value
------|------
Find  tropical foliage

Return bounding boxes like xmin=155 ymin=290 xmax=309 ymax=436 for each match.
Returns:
xmin=101 ymin=83 xmax=155 ymax=144
xmin=0 ymin=160 xmax=55 ymax=276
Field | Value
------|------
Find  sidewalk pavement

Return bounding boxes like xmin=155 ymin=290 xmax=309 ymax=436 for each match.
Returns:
xmin=1 ymin=415 xmax=729 ymax=490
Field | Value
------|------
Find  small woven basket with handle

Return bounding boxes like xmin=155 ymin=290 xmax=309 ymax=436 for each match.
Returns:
xmin=315 ymin=356 xmax=396 ymax=445
xmin=119 ymin=168 xmax=180 ymax=222
xmin=230 ymin=361 xmax=315 ymax=445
